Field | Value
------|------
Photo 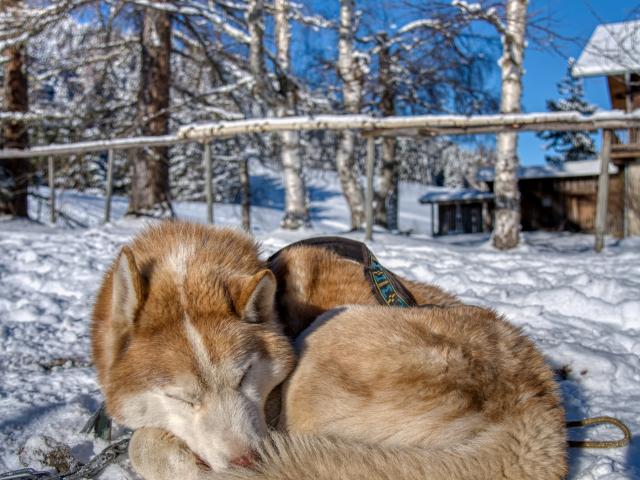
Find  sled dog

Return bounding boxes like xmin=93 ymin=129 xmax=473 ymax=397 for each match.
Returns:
xmin=93 ymin=222 xmax=565 ymax=479
xmin=130 ymin=304 xmax=567 ymax=480
xmin=91 ymin=222 xmax=295 ymax=471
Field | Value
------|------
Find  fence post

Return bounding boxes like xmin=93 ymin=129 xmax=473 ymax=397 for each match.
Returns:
xmin=203 ymin=142 xmax=213 ymax=224
xmin=431 ymin=203 xmax=435 ymax=237
xmin=595 ymin=129 xmax=612 ymax=252
xmin=365 ymin=135 xmax=375 ymax=241
xmin=48 ymin=156 xmax=56 ymax=224
xmin=240 ymin=157 xmax=251 ymax=231
xmin=104 ymin=149 xmax=114 ymax=224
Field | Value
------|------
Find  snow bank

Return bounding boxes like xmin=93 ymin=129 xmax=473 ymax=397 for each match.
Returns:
xmin=0 ymin=166 xmax=638 ymax=479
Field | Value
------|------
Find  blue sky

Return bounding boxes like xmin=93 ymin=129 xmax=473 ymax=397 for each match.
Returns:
xmin=290 ymin=0 xmax=638 ymax=166
xmin=519 ymin=0 xmax=637 ymax=165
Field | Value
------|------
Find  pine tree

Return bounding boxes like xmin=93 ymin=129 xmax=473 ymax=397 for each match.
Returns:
xmin=538 ymin=59 xmax=597 ymax=164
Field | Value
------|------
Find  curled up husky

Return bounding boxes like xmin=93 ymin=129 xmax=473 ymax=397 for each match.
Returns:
xmin=92 ymin=222 xmax=567 ymax=480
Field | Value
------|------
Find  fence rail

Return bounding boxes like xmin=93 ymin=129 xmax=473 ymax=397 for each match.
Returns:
xmin=2 ymin=111 xmax=638 ymax=250
xmin=1 ymin=111 xmax=639 ymax=159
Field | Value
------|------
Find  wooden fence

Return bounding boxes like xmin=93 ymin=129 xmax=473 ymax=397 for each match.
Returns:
xmin=2 ymin=111 xmax=639 ymax=250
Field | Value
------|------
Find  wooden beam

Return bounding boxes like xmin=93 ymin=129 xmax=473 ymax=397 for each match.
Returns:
xmin=624 ymin=164 xmax=629 ymax=238
xmin=0 ymin=134 xmax=181 ymax=159
xmin=178 ymin=112 xmax=640 ymax=142
xmin=104 ymin=149 xmax=114 ymax=224
xmin=365 ymin=136 xmax=375 ymax=241
xmin=611 ymin=143 xmax=640 ymax=159
xmin=430 ymin=203 xmax=435 ymax=237
xmin=48 ymin=156 xmax=56 ymax=224
xmin=595 ymin=130 xmax=612 ymax=252
xmin=240 ymin=158 xmax=251 ymax=231
xmin=203 ymin=142 xmax=213 ymax=224
xmin=4 ymin=111 xmax=640 ymax=160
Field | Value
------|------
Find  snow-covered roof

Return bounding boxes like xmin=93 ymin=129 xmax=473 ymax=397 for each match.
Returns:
xmin=573 ymin=20 xmax=640 ymax=78
xmin=477 ymin=159 xmax=619 ymax=182
xmin=418 ymin=188 xmax=494 ymax=204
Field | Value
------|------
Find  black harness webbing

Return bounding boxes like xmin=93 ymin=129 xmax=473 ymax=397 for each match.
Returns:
xmin=267 ymin=236 xmax=418 ymax=308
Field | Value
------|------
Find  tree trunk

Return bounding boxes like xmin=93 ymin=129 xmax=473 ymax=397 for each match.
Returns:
xmin=240 ymin=157 xmax=251 ymax=231
xmin=337 ymin=0 xmax=365 ymax=230
xmin=247 ymin=0 xmax=269 ymax=113
xmin=1 ymin=24 xmax=29 ymax=218
xmin=275 ymin=0 xmax=308 ymax=229
xmin=493 ymin=0 xmax=528 ymax=250
xmin=374 ymin=33 xmax=398 ymax=230
xmin=128 ymin=7 xmax=172 ymax=217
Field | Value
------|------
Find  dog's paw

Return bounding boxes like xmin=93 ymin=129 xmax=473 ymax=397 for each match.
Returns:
xmin=129 ymin=427 xmax=210 ymax=480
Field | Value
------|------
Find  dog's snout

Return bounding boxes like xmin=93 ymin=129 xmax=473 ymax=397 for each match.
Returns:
xmin=230 ymin=450 xmax=256 ymax=469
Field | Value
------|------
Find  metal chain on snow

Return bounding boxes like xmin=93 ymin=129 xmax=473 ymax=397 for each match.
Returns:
xmin=0 ymin=438 xmax=130 ymax=480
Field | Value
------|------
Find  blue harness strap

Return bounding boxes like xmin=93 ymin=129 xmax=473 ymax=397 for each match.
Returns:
xmin=364 ymin=252 xmax=414 ymax=307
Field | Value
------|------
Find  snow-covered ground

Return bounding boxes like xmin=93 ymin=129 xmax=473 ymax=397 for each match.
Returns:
xmin=1 ymin=164 xmax=639 ymax=479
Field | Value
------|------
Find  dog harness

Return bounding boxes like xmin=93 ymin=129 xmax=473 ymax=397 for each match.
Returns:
xmin=267 ymin=236 xmax=418 ymax=308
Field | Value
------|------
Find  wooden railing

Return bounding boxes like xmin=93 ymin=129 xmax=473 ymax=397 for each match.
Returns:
xmin=2 ymin=111 xmax=640 ymax=249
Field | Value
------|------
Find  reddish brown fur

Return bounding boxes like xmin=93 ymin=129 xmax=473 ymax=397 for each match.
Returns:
xmin=270 ymin=245 xmax=460 ymax=338
xmin=267 ymin=305 xmax=568 ymax=480
xmin=91 ymin=221 xmax=295 ymax=424
xmin=95 ymin=224 xmax=566 ymax=480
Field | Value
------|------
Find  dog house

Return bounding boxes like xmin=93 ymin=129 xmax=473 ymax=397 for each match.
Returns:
xmin=419 ymin=189 xmax=493 ymax=236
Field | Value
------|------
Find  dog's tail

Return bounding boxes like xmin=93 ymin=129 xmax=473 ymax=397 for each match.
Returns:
xmin=224 ymin=418 xmax=566 ymax=480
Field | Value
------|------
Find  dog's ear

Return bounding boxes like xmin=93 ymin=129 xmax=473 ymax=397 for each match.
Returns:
xmin=233 ymin=270 xmax=276 ymax=323
xmin=111 ymin=246 xmax=145 ymax=327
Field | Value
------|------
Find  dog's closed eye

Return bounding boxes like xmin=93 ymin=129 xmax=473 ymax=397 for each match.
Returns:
xmin=237 ymin=363 xmax=252 ymax=389
xmin=164 ymin=393 xmax=197 ymax=408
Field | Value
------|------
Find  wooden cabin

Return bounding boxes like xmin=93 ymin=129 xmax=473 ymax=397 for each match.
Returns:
xmin=478 ymin=161 xmax=624 ymax=236
xmin=573 ymin=20 xmax=640 ymax=237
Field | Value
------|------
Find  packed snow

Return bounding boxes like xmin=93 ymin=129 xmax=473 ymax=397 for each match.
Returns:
xmin=1 ymin=164 xmax=639 ymax=479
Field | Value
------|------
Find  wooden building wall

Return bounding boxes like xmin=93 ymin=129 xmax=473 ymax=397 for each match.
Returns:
xmin=627 ymin=162 xmax=640 ymax=236
xmin=518 ymin=174 xmax=624 ymax=236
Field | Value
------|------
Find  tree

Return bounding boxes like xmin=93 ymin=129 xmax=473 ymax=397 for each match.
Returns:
xmin=275 ymin=0 xmax=308 ymax=229
xmin=493 ymin=0 xmax=528 ymax=250
xmin=128 ymin=7 xmax=173 ymax=217
xmin=1 ymin=1 xmax=29 ymax=218
xmin=452 ymin=0 xmax=528 ymax=250
xmin=373 ymin=33 xmax=398 ymax=230
xmin=362 ymin=0 xmax=499 ymax=231
xmin=245 ymin=0 xmax=309 ymax=229
xmin=336 ymin=0 xmax=367 ymax=230
xmin=537 ymin=59 xmax=597 ymax=164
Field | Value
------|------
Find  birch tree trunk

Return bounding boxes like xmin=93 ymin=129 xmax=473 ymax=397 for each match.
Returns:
xmin=128 ymin=7 xmax=172 ymax=217
xmin=493 ymin=0 xmax=528 ymax=249
xmin=247 ymin=0 xmax=269 ymax=113
xmin=275 ymin=0 xmax=308 ymax=229
xmin=337 ymin=0 xmax=366 ymax=230
xmin=1 ymin=2 xmax=29 ymax=218
xmin=374 ymin=33 xmax=398 ymax=230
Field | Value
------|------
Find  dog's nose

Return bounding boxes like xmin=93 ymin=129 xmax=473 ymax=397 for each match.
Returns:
xmin=230 ymin=450 xmax=256 ymax=469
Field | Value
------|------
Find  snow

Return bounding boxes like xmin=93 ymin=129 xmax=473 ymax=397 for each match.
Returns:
xmin=397 ymin=19 xmax=443 ymax=35
xmin=1 ymin=164 xmax=639 ymax=479
xmin=418 ymin=187 xmax=493 ymax=204
xmin=477 ymin=159 xmax=619 ymax=182
xmin=573 ymin=20 xmax=640 ymax=78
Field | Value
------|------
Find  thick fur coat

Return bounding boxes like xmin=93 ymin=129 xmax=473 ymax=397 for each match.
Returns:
xmin=92 ymin=222 xmax=566 ymax=480
xmin=269 ymin=244 xmax=460 ymax=337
